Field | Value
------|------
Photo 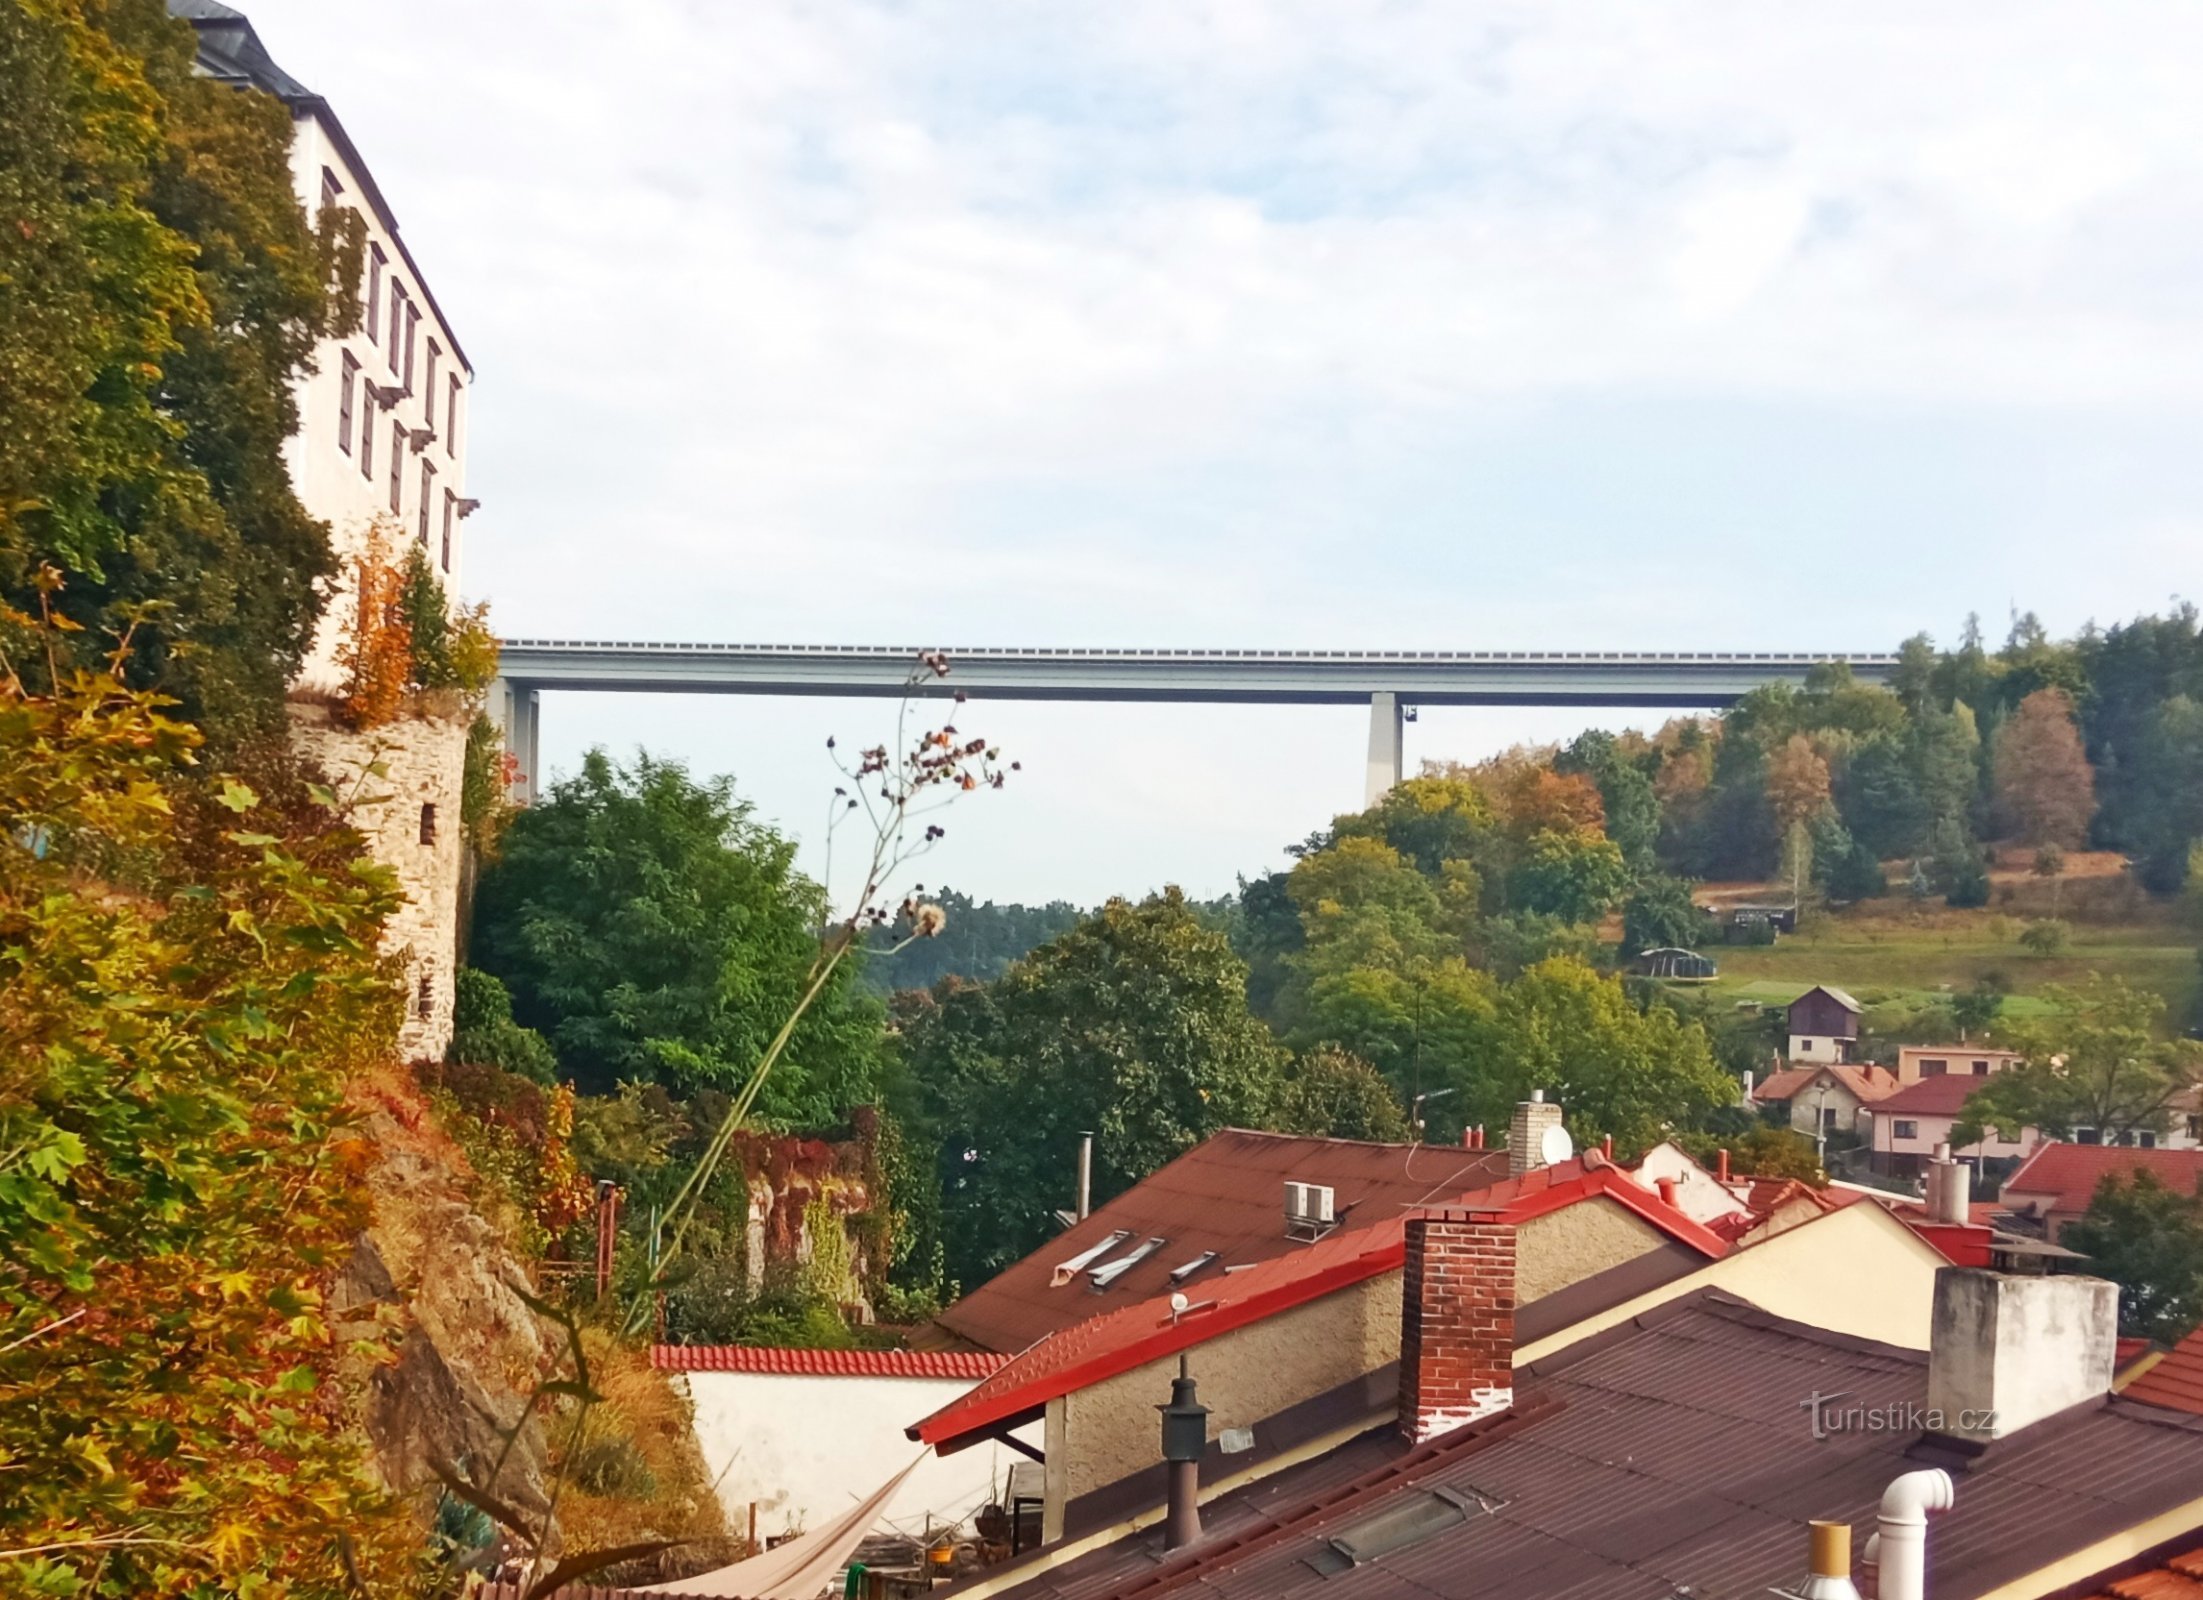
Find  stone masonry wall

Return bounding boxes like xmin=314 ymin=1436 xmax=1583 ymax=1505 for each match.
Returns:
xmin=289 ymin=700 xmax=470 ymax=1062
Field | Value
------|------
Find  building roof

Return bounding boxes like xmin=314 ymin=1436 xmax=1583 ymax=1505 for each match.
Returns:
xmin=1871 ymin=1073 xmax=2001 ymax=1118
xmin=2002 ymin=1143 xmax=2203 ymax=1214
xmin=1790 ymin=983 xmax=1864 ymax=1016
xmin=1755 ymin=1063 xmax=1898 ymax=1104
xmin=930 ymin=1129 xmax=1514 ymax=1353
xmin=165 ymin=0 xmax=474 ymax=374
xmin=2081 ymin=1545 xmax=2203 ymax=1600
xmin=911 ymin=1160 xmax=1727 ymax=1450
xmin=972 ymin=1291 xmax=2203 ymax=1600
xmin=2121 ymin=1324 xmax=2203 ymax=1416
xmin=650 ymin=1345 xmax=1007 ymax=1380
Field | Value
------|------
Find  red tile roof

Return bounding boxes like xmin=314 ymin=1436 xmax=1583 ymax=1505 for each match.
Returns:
xmin=1871 ymin=1073 xmax=2002 ymax=1117
xmin=931 ymin=1129 xmax=1515 ymax=1353
xmin=1753 ymin=1063 xmax=1897 ymax=1104
xmin=910 ymin=1159 xmax=1727 ymax=1449
xmin=2122 ymin=1323 xmax=2203 ymax=1416
xmin=2081 ymin=1546 xmax=2203 ymax=1600
xmin=651 ymin=1345 xmax=1008 ymax=1379
xmin=2002 ymin=1143 xmax=2203 ymax=1216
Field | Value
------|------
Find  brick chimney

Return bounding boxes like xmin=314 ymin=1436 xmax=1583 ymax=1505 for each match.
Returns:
xmin=1398 ymin=1207 xmax=1515 ymax=1443
xmin=1509 ymin=1091 xmax=1564 ymax=1179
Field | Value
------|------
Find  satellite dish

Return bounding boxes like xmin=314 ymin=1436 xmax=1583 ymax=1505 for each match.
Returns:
xmin=1540 ymin=1124 xmax=1575 ymax=1166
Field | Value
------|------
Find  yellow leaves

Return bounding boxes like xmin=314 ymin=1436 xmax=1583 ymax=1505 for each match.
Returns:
xmin=216 ymin=1269 xmax=256 ymax=1301
xmin=62 ymin=1434 xmax=116 ymax=1478
xmin=213 ymin=779 xmax=259 ymax=813
xmin=208 ymin=1521 xmax=259 ymax=1564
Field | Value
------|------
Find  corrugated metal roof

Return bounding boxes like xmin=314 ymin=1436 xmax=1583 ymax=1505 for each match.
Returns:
xmin=971 ymin=1291 xmax=2203 ymax=1600
xmin=651 ymin=1345 xmax=1008 ymax=1379
xmin=2003 ymin=1144 xmax=2203 ymax=1214
xmin=932 ymin=1129 xmax=1514 ymax=1353
xmin=913 ymin=1162 xmax=1727 ymax=1449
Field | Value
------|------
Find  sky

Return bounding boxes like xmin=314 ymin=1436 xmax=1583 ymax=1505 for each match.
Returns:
xmin=242 ymin=0 xmax=2203 ymax=908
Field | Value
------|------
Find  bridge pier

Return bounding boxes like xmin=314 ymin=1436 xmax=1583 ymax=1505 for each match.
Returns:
xmin=496 ymin=679 xmax=541 ymax=805
xmin=1364 ymin=692 xmax=1403 ymax=808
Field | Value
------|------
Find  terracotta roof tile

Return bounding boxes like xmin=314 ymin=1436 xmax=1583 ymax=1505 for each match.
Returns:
xmin=1872 ymin=1074 xmax=2002 ymax=1117
xmin=932 ymin=1129 xmax=1514 ymax=1353
xmin=2086 ymin=1547 xmax=2203 ymax=1600
xmin=2003 ymin=1144 xmax=2203 ymax=1217
xmin=651 ymin=1345 xmax=1007 ymax=1379
xmin=2124 ymin=1323 xmax=2203 ymax=1416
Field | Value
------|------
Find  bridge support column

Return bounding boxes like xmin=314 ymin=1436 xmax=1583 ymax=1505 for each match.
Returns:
xmin=1364 ymin=692 xmax=1403 ymax=808
xmin=497 ymin=679 xmax=541 ymax=805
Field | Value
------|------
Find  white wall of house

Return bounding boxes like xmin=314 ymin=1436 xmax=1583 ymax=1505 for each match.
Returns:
xmin=681 ymin=1371 xmax=1043 ymax=1545
xmin=1894 ymin=1046 xmax=2023 ymax=1086
xmin=1871 ymin=1110 xmax=2038 ymax=1168
xmin=1787 ymin=1033 xmax=1852 ymax=1064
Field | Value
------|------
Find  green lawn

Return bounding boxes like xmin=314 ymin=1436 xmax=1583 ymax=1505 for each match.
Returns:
xmin=1692 ymin=915 xmax=2197 ymax=1037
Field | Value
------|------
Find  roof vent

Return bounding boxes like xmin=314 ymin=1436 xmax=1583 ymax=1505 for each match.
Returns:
xmin=1168 ymin=1250 xmax=1220 ymax=1285
xmin=1285 ymin=1181 xmax=1337 ymax=1240
xmin=1088 ymin=1235 xmax=1166 ymax=1291
xmin=1049 ymin=1229 xmax=1131 ymax=1288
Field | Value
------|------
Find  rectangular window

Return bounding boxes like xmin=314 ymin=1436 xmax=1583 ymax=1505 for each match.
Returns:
xmin=419 ymin=803 xmax=437 ymax=845
xmin=338 ymin=351 xmax=358 ymax=454
xmin=366 ymin=245 xmax=385 ymax=342
xmin=319 ymin=166 xmax=343 ymax=215
xmin=359 ymin=387 xmax=375 ymax=478
xmin=403 ymin=303 xmax=418 ymax=391
xmin=2076 ymin=1127 xmax=2102 ymax=1145
xmin=418 ymin=459 xmax=435 ymax=543
xmin=389 ymin=421 xmax=404 ymax=513
xmin=388 ymin=283 xmax=404 ymax=373
xmin=1971 ymin=1060 xmax=1990 ymax=1075
xmin=1921 ymin=1059 xmax=1946 ymax=1077
xmin=2139 ymin=1131 xmax=2158 ymax=1149
xmin=1893 ymin=1120 xmax=1919 ymax=1141
xmin=424 ymin=341 xmax=441 ymax=428
xmin=445 ymin=375 xmax=461 ymax=457
xmin=415 ymin=971 xmax=434 ymax=1022
xmin=441 ymin=488 xmax=456 ymax=572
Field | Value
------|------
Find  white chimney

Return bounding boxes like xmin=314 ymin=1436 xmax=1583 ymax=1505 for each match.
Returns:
xmin=1922 ymin=1144 xmax=1972 ymax=1227
xmin=1925 ymin=1268 xmax=2117 ymax=1443
xmin=1508 ymin=1091 xmax=1566 ymax=1179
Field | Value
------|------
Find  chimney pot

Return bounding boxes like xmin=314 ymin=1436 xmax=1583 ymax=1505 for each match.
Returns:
xmin=1656 ymin=1176 xmax=1681 ymax=1209
xmin=1925 ymin=1268 xmax=2117 ymax=1442
xmin=1076 ymin=1132 xmax=1094 ymax=1222
xmin=1717 ymin=1149 xmax=1731 ymax=1184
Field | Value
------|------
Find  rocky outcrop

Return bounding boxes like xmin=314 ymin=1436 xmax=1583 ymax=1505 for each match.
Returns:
xmin=346 ymin=1073 xmax=562 ymax=1541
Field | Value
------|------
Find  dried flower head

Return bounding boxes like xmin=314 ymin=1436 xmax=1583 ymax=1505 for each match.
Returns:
xmin=912 ymin=902 xmax=948 ymax=938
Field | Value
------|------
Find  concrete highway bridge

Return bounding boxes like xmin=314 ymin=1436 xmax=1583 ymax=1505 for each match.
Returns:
xmin=492 ymin=641 xmax=1898 ymax=806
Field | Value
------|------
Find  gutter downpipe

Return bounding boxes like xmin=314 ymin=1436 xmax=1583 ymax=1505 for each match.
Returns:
xmin=1877 ymin=1468 xmax=1955 ymax=1600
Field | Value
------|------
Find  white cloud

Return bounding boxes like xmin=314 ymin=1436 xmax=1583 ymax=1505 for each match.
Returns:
xmin=235 ymin=0 xmax=2203 ymax=898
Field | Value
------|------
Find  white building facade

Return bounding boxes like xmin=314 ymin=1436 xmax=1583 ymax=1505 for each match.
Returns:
xmin=175 ymin=1 xmax=478 ymax=1058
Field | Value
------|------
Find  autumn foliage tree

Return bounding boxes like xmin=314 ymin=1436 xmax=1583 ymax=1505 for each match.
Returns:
xmin=1994 ymin=687 xmax=2097 ymax=848
xmin=0 ymin=596 xmax=418 ymax=1595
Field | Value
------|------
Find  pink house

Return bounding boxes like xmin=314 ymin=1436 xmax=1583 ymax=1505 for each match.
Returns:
xmin=1866 ymin=1072 xmax=2039 ymax=1178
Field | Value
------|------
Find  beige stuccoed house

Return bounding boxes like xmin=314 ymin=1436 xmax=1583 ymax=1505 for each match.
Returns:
xmin=172 ymin=1 xmax=482 ymax=1059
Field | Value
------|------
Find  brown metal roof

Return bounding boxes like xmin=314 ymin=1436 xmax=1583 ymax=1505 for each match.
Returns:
xmin=931 ymin=1130 xmax=1513 ymax=1353
xmin=976 ymin=1290 xmax=2203 ymax=1600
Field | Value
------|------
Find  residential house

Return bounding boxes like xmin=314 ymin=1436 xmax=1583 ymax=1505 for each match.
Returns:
xmin=1787 ymin=984 xmax=1862 ymax=1062
xmin=1895 ymin=1044 xmax=2025 ymax=1084
xmin=652 ymin=1346 xmax=1029 ymax=1548
xmin=1752 ymin=1061 xmax=1898 ymax=1139
xmin=952 ymin=1246 xmax=2192 ymax=1600
xmin=1867 ymin=1073 xmax=2039 ymax=1177
xmin=919 ymin=1129 xmax=1514 ymax=1355
xmin=2000 ymin=1143 xmax=2203 ymax=1244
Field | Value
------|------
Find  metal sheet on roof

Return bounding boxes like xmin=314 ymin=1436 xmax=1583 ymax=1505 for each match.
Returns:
xmin=933 ymin=1129 xmax=1512 ymax=1352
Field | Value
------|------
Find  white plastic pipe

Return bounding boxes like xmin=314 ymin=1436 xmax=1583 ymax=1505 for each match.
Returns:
xmin=1877 ymin=1468 xmax=1955 ymax=1600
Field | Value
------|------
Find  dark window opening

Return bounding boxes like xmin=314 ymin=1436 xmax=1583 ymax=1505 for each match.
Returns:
xmin=418 ymin=459 xmax=435 ymax=543
xmin=389 ymin=422 xmax=404 ymax=513
xmin=415 ymin=971 xmax=434 ymax=1021
xmin=1893 ymin=1120 xmax=1919 ymax=1141
xmin=338 ymin=351 xmax=358 ymax=454
xmin=441 ymin=489 xmax=456 ymax=572
xmin=1921 ymin=1059 xmax=1947 ymax=1077
xmin=446 ymin=375 xmax=461 ymax=456
xmin=388 ymin=283 xmax=403 ymax=373
xmin=424 ymin=341 xmax=441 ymax=427
xmin=419 ymin=803 xmax=437 ymax=845
xmin=360 ymin=388 xmax=376 ymax=478
xmin=403 ymin=303 xmax=419 ymax=390
xmin=366 ymin=245 xmax=385 ymax=342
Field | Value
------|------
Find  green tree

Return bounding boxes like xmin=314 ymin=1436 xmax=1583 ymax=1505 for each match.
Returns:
xmin=1 ymin=0 xmax=364 ymax=739
xmin=1951 ymin=979 xmax=2203 ymax=1147
xmin=470 ymin=749 xmax=884 ymax=1122
xmin=1331 ymin=774 xmax=1500 ymax=876
xmin=1509 ymin=827 xmax=1630 ymax=924
xmin=1619 ymin=874 xmax=1712 ymax=957
xmin=1836 ymin=735 xmax=1930 ymax=859
xmin=1287 ymin=834 xmax=1462 ymax=972
xmin=1475 ymin=957 xmax=1732 ymax=1156
xmin=1557 ymin=730 xmax=1661 ymax=869
xmin=2018 ymin=918 xmax=2071 ymax=958
xmin=1950 ymin=979 xmax=2006 ymax=1040
xmin=897 ymin=890 xmax=1289 ymax=1287
xmin=449 ymin=966 xmax=559 ymax=1084
xmin=1271 ymin=1047 xmax=1411 ymax=1141
xmin=1294 ymin=958 xmax=1498 ymax=1123
xmin=2061 ymin=1172 xmax=2203 ymax=1342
